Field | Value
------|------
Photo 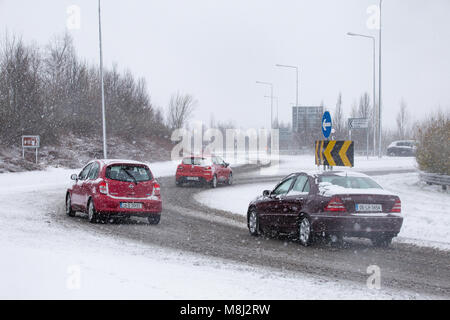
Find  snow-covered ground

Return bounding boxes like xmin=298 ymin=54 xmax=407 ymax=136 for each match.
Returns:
xmin=258 ymin=155 xmax=417 ymax=176
xmin=0 ymin=167 xmax=437 ymax=299
xmin=194 ymin=173 xmax=450 ymax=251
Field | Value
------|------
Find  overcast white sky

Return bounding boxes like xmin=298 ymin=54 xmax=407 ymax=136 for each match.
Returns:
xmin=1 ymin=0 xmax=449 ymax=130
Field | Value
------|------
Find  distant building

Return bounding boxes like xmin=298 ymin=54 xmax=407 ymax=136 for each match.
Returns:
xmin=292 ymin=106 xmax=323 ymax=133
xmin=292 ymin=106 xmax=324 ymax=147
xmin=279 ymin=127 xmax=292 ymax=150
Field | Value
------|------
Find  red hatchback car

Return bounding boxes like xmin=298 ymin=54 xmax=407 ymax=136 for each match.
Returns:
xmin=66 ymin=160 xmax=162 ymax=224
xmin=176 ymin=155 xmax=233 ymax=188
xmin=247 ymin=171 xmax=403 ymax=247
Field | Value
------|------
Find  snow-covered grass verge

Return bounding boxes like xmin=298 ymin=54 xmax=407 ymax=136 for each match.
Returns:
xmin=0 ymin=169 xmax=435 ymax=299
xmin=194 ymin=173 xmax=450 ymax=251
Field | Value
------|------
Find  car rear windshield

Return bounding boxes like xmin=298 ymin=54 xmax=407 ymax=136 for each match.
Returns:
xmin=319 ymin=175 xmax=382 ymax=189
xmin=182 ymin=157 xmax=212 ymax=166
xmin=106 ymin=165 xmax=153 ymax=183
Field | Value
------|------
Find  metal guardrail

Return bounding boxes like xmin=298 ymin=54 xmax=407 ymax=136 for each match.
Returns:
xmin=419 ymin=171 xmax=450 ymax=190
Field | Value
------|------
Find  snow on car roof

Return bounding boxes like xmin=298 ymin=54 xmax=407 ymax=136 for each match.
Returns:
xmin=98 ymin=159 xmax=148 ymax=166
xmin=287 ymin=170 xmax=369 ymax=178
xmin=321 ymin=170 xmax=370 ymax=178
xmin=318 ymin=183 xmax=396 ymax=197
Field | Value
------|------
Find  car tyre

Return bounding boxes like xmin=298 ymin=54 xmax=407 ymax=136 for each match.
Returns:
xmin=66 ymin=194 xmax=76 ymax=217
xmin=371 ymin=235 xmax=393 ymax=248
xmin=298 ymin=215 xmax=313 ymax=247
xmin=210 ymin=175 xmax=218 ymax=188
xmin=227 ymin=173 xmax=233 ymax=185
xmin=248 ymin=208 xmax=260 ymax=236
xmin=87 ymin=199 xmax=99 ymax=224
xmin=148 ymin=215 xmax=161 ymax=225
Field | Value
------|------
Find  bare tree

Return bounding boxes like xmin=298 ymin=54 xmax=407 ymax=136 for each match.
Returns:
xmin=333 ymin=92 xmax=344 ymax=138
xmin=396 ymin=99 xmax=409 ymax=140
xmin=358 ymin=92 xmax=372 ymax=119
xmin=167 ymin=92 xmax=197 ymax=130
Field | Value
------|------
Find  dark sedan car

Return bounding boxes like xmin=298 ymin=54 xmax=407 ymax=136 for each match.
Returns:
xmin=247 ymin=171 xmax=403 ymax=247
xmin=387 ymin=140 xmax=417 ymax=157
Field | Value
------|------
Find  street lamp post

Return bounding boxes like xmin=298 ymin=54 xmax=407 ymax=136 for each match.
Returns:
xmin=378 ymin=0 xmax=383 ymax=158
xmin=98 ymin=0 xmax=107 ymax=159
xmin=256 ymin=81 xmax=274 ymax=129
xmin=265 ymin=96 xmax=279 ymax=128
xmin=275 ymin=64 xmax=299 ymax=107
xmin=347 ymin=32 xmax=376 ymax=157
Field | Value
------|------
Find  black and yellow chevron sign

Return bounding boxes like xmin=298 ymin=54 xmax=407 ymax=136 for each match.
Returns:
xmin=315 ymin=140 xmax=354 ymax=167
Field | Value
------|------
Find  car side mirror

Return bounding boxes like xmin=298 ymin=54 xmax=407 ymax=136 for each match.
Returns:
xmin=71 ymin=174 xmax=78 ymax=181
xmin=263 ymin=190 xmax=271 ymax=197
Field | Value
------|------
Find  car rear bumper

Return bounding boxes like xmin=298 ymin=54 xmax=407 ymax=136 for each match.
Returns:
xmin=310 ymin=213 xmax=403 ymax=237
xmin=176 ymin=173 xmax=213 ymax=183
xmin=93 ymin=194 xmax=162 ymax=216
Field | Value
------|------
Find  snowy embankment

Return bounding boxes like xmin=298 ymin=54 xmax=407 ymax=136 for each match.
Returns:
xmin=194 ymin=172 xmax=450 ymax=251
xmin=0 ymin=165 xmax=432 ymax=299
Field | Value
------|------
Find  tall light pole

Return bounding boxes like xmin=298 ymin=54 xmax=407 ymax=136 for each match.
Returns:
xmin=378 ymin=0 xmax=383 ymax=158
xmin=98 ymin=0 xmax=107 ymax=159
xmin=256 ymin=81 xmax=274 ymax=129
xmin=265 ymin=95 xmax=279 ymax=128
xmin=347 ymin=32 xmax=376 ymax=156
xmin=276 ymin=64 xmax=299 ymax=107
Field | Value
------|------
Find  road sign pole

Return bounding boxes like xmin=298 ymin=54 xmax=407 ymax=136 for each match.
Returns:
xmin=367 ymin=128 xmax=369 ymax=160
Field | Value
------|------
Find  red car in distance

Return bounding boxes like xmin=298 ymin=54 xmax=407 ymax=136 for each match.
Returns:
xmin=176 ymin=155 xmax=233 ymax=188
xmin=66 ymin=159 xmax=162 ymax=224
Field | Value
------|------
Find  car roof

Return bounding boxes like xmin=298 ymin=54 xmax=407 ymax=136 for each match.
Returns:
xmin=285 ymin=170 xmax=371 ymax=179
xmin=96 ymin=159 xmax=149 ymax=166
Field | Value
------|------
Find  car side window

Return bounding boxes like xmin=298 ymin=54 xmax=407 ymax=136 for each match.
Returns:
xmin=272 ymin=177 xmax=295 ymax=196
xmin=87 ymin=162 xmax=100 ymax=180
xmin=288 ymin=175 xmax=308 ymax=195
xmin=303 ymin=179 xmax=311 ymax=193
xmin=79 ymin=163 xmax=93 ymax=181
xmin=216 ymin=156 xmax=225 ymax=165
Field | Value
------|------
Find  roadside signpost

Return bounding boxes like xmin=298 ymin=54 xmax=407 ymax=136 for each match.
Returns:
xmin=322 ymin=111 xmax=332 ymax=139
xmin=315 ymin=140 xmax=354 ymax=167
xmin=348 ymin=118 xmax=369 ymax=159
xmin=316 ymin=111 xmax=354 ymax=168
xmin=22 ymin=135 xmax=40 ymax=164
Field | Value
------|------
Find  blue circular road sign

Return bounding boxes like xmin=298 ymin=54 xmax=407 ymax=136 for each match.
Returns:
xmin=322 ymin=111 xmax=332 ymax=139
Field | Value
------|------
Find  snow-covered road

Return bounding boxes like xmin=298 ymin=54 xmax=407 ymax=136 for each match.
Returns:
xmin=0 ymin=165 xmax=442 ymax=299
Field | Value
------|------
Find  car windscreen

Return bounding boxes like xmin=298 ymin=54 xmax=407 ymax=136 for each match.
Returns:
xmin=182 ymin=157 xmax=212 ymax=166
xmin=106 ymin=165 xmax=153 ymax=183
xmin=319 ymin=175 xmax=382 ymax=189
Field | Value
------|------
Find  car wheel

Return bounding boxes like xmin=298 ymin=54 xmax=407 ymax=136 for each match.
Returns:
xmin=210 ymin=175 xmax=218 ymax=188
xmin=248 ymin=208 xmax=260 ymax=236
xmin=148 ymin=215 xmax=161 ymax=225
xmin=87 ymin=199 xmax=99 ymax=224
xmin=66 ymin=194 xmax=75 ymax=217
xmin=371 ymin=235 xmax=393 ymax=248
xmin=227 ymin=173 xmax=233 ymax=185
xmin=298 ymin=216 xmax=313 ymax=247
xmin=175 ymin=179 xmax=181 ymax=187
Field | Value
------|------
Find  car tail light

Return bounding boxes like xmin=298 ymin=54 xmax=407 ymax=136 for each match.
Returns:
xmin=99 ymin=181 xmax=108 ymax=195
xmin=204 ymin=166 xmax=212 ymax=171
xmin=391 ymin=199 xmax=401 ymax=213
xmin=177 ymin=165 xmax=183 ymax=171
xmin=325 ymin=196 xmax=347 ymax=212
xmin=152 ymin=182 xmax=161 ymax=197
